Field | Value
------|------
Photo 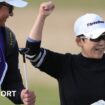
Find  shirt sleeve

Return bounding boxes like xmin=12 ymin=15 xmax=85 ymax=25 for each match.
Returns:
xmin=26 ymin=38 xmax=69 ymax=79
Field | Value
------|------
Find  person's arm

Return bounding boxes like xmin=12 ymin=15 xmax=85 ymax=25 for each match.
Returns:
xmin=26 ymin=1 xmax=55 ymax=62
xmin=26 ymin=1 xmax=70 ymax=79
xmin=28 ymin=1 xmax=55 ymax=41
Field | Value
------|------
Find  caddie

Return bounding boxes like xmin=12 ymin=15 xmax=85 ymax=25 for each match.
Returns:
xmin=0 ymin=0 xmax=35 ymax=105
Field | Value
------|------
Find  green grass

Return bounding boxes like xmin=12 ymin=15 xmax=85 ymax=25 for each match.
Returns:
xmin=0 ymin=96 xmax=13 ymax=105
xmin=27 ymin=0 xmax=105 ymax=9
xmin=32 ymin=84 xmax=60 ymax=105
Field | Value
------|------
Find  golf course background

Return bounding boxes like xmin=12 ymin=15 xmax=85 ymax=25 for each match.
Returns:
xmin=0 ymin=0 xmax=105 ymax=105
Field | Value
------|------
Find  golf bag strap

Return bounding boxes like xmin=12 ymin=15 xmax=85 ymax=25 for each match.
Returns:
xmin=4 ymin=27 xmax=17 ymax=56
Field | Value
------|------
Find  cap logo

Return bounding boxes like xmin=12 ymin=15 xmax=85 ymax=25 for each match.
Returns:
xmin=87 ymin=20 xmax=104 ymax=27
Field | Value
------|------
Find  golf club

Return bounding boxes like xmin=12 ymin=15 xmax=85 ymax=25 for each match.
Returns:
xmin=19 ymin=48 xmax=29 ymax=89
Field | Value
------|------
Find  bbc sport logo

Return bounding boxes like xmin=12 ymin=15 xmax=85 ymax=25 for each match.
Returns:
xmin=0 ymin=90 xmax=16 ymax=97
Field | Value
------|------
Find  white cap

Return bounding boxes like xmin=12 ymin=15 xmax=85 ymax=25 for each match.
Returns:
xmin=0 ymin=0 xmax=28 ymax=7
xmin=74 ymin=13 xmax=105 ymax=39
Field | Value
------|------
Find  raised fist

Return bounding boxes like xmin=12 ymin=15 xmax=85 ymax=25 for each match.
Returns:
xmin=39 ymin=1 xmax=55 ymax=16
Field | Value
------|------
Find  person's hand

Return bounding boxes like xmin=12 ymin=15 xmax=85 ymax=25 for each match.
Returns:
xmin=39 ymin=1 xmax=55 ymax=17
xmin=21 ymin=89 xmax=36 ymax=105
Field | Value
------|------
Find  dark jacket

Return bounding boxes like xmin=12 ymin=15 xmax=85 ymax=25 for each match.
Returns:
xmin=1 ymin=27 xmax=24 ymax=104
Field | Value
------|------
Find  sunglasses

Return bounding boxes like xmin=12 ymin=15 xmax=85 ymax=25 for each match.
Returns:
xmin=90 ymin=35 xmax=105 ymax=42
xmin=79 ymin=33 xmax=105 ymax=42
xmin=0 ymin=2 xmax=14 ymax=14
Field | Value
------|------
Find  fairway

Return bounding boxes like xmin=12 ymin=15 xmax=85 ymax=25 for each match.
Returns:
xmin=1 ymin=0 xmax=105 ymax=104
xmin=28 ymin=0 xmax=105 ymax=9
